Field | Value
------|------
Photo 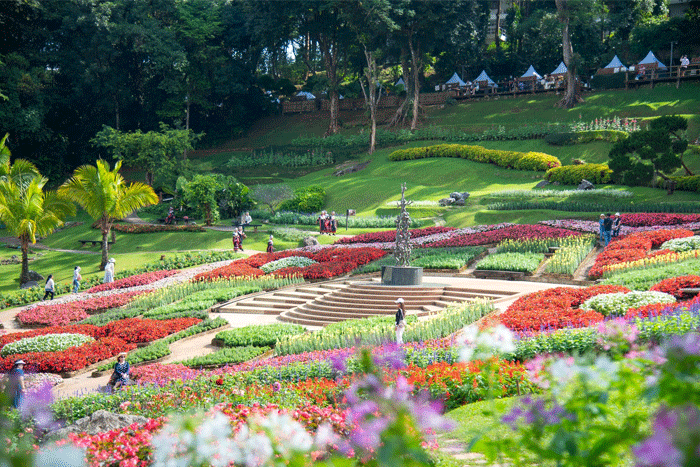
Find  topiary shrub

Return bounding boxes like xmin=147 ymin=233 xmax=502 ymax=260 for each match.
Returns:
xmin=546 ymin=163 xmax=612 ymax=185
xmin=279 ymin=185 xmax=326 ymax=213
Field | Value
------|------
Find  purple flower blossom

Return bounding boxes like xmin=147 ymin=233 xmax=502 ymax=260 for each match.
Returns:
xmin=501 ymin=396 xmax=574 ymax=430
xmin=20 ymin=382 xmax=61 ymax=432
xmin=632 ymin=405 xmax=700 ymax=467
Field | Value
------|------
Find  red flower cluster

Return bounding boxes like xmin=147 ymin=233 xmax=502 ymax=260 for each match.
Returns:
xmin=219 ymin=402 xmax=349 ymax=435
xmin=16 ymin=291 xmax=146 ymax=326
xmin=335 ymin=226 xmax=455 ymax=245
xmin=194 ymin=247 xmax=387 ymax=281
xmin=86 ymin=270 xmax=178 ymax=293
xmin=424 ymin=224 xmax=581 ymax=248
xmin=619 ymin=213 xmax=700 ymax=227
xmin=625 ymin=295 xmax=700 ymax=319
xmin=588 ymin=229 xmax=694 ymax=278
xmin=0 ymin=318 xmax=201 ymax=373
xmin=499 ymin=285 xmax=630 ymax=332
xmin=650 ymin=275 xmax=700 ymax=300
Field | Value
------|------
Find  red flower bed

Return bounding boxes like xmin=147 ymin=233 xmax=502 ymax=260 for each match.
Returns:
xmin=335 ymin=226 xmax=456 ymax=245
xmin=101 ymin=317 xmax=201 ymax=343
xmin=499 ymin=285 xmax=630 ymax=332
xmin=16 ymin=291 xmax=146 ymax=326
xmin=650 ymin=275 xmax=700 ymax=300
xmin=625 ymin=295 xmax=700 ymax=319
xmin=0 ymin=324 xmax=103 ymax=348
xmin=86 ymin=270 xmax=179 ymax=294
xmin=588 ymin=229 xmax=694 ymax=279
xmin=424 ymin=224 xmax=581 ymax=248
xmin=194 ymin=247 xmax=387 ymax=281
xmin=0 ymin=337 xmax=136 ymax=373
xmin=619 ymin=213 xmax=700 ymax=227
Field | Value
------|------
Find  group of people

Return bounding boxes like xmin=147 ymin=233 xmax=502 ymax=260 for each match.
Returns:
xmin=232 ymin=227 xmax=247 ymax=252
xmin=318 ymin=211 xmax=338 ymax=235
xmin=599 ymin=212 xmax=622 ymax=246
xmin=52 ymin=259 xmax=116 ymax=298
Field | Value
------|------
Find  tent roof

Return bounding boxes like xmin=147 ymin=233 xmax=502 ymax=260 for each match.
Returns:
xmin=603 ymin=55 xmax=627 ymax=70
xmin=296 ymin=91 xmax=316 ymax=100
xmin=445 ymin=72 xmax=466 ymax=86
xmin=521 ymin=65 xmax=542 ymax=79
xmin=474 ymin=70 xmax=496 ymax=86
xmin=395 ymin=77 xmax=405 ymax=86
xmin=638 ymin=50 xmax=666 ymax=68
xmin=551 ymin=61 xmax=567 ymax=75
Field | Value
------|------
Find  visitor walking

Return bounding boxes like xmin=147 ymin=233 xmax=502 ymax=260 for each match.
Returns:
xmin=108 ymin=352 xmax=130 ymax=391
xmin=237 ymin=227 xmax=246 ymax=251
xmin=612 ymin=212 xmax=622 ymax=238
xmin=330 ymin=211 xmax=337 ymax=235
xmin=43 ymin=274 xmax=55 ymax=301
xmin=603 ymin=213 xmax=613 ymax=246
xmin=395 ymin=298 xmax=406 ymax=345
xmin=232 ymin=229 xmax=240 ymax=252
xmin=7 ymin=360 xmax=26 ymax=409
xmin=680 ymin=55 xmax=689 ymax=77
xmin=72 ymin=266 xmax=81 ymax=293
xmin=598 ymin=214 xmax=606 ymax=245
xmin=103 ymin=258 xmax=115 ymax=283
xmin=267 ymin=235 xmax=274 ymax=253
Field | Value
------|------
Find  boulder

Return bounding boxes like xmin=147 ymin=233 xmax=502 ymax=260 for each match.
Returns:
xmin=302 ymin=236 xmax=319 ymax=247
xmin=20 ymin=281 xmax=38 ymax=289
xmin=438 ymin=198 xmax=455 ymax=206
xmin=460 ymin=192 xmax=470 ymax=200
xmin=27 ymin=270 xmax=44 ymax=282
xmin=534 ymin=180 xmax=549 ymax=188
xmin=453 ymin=198 xmax=466 ymax=206
xmin=577 ymin=179 xmax=594 ymax=190
xmin=450 ymin=192 xmax=463 ymax=201
xmin=48 ymin=410 xmax=149 ymax=440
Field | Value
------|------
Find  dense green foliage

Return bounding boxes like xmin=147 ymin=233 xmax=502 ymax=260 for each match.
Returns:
xmin=546 ymin=163 xmax=612 ymax=184
xmin=214 ymin=324 xmax=306 ymax=348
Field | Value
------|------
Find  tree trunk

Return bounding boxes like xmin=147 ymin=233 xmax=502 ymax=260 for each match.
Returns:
xmin=360 ymin=47 xmax=379 ymax=155
xmin=204 ymin=203 xmax=212 ymax=226
xmin=555 ymin=0 xmax=582 ymax=109
xmin=115 ymin=97 xmax=120 ymax=131
xmin=320 ymin=34 xmax=340 ymax=136
xmin=389 ymin=49 xmax=411 ymax=127
xmin=184 ymin=98 xmax=191 ymax=160
xmin=19 ymin=238 xmax=29 ymax=285
xmin=495 ymin=0 xmax=502 ymax=49
xmin=100 ymin=216 xmax=110 ymax=270
xmin=409 ymin=39 xmax=420 ymax=131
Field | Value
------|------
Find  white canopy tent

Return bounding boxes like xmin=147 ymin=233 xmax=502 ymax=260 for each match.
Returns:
xmin=474 ymin=70 xmax=497 ymax=87
xmin=551 ymin=62 xmax=568 ymax=76
xmin=445 ymin=72 xmax=466 ymax=86
xmin=638 ymin=51 xmax=666 ymax=69
xmin=296 ymin=91 xmax=316 ymax=100
xmin=520 ymin=65 xmax=542 ymax=79
xmin=395 ymin=77 xmax=405 ymax=87
xmin=602 ymin=55 xmax=627 ymax=71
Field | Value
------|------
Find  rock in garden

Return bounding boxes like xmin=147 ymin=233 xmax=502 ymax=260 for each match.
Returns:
xmin=454 ymin=198 xmax=466 ymax=206
xmin=450 ymin=192 xmax=463 ymax=200
xmin=20 ymin=281 xmax=38 ymax=289
xmin=535 ymin=180 xmax=549 ymax=188
xmin=48 ymin=410 xmax=149 ymax=440
xmin=27 ymin=270 xmax=44 ymax=282
xmin=439 ymin=198 xmax=455 ymax=206
xmin=578 ymin=179 xmax=594 ymax=190
xmin=460 ymin=192 xmax=470 ymax=200
xmin=302 ymin=236 xmax=319 ymax=247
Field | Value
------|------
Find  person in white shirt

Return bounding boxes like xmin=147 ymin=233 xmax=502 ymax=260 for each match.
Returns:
xmin=103 ymin=258 xmax=115 ymax=283
xmin=395 ymin=298 xmax=406 ymax=345
xmin=43 ymin=274 xmax=55 ymax=300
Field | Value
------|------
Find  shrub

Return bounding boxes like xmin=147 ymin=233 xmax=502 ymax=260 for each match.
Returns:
xmin=545 ymin=132 xmax=579 ymax=146
xmin=214 ymin=324 xmax=306 ymax=348
xmin=279 ymin=185 xmax=326 ymax=213
xmin=546 ymin=163 xmax=612 ymax=184
xmin=661 ymin=236 xmax=700 ymax=252
xmin=669 ymin=175 xmax=700 ymax=193
xmin=176 ymin=346 xmax=270 ymax=368
xmin=387 ymin=144 xmax=561 ymax=171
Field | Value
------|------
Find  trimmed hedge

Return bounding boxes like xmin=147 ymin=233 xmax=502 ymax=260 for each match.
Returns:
xmin=388 ymin=144 xmax=561 ymax=172
xmin=546 ymin=163 xmax=612 ymax=184
xmin=669 ymin=175 xmax=700 ymax=193
xmin=545 ymin=130 xmax=628 ymax=146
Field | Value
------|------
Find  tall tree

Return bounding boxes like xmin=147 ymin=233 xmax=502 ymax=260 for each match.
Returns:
xmin=0 ymin=166 xmax=75 ymax=285
xmin=59 ymin=160 xmax=158 ymax=269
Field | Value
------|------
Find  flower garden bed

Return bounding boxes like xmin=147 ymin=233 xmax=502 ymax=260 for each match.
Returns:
xmin=335 ymin=226 xmax=455 ymax=245
xmin=85 ymin=270 xmax=179 ymax=293
xmin=421 ymin=224 xmax=581 ymax=249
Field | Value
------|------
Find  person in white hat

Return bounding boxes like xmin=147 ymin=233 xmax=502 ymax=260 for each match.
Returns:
xmin=267 ymin=235 xmax=274 ymax=253
xmin=103 ymin=258 xmax=116 ymax=284
xmin=72 ymin=266 xmax=82 ymax=293
xmin=8 ymin=360 xmax=26 ymax=408
xmin=395 ymin=298 xmax=406 ymax=345
xmin=612 ymin=213 xmax=622 ymax=238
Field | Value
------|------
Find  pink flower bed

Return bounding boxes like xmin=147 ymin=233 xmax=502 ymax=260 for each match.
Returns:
xmin=540 ymin=218 xmax=700 ymax=235
xmin=86 ymin=270 xmax=178 ymax=293
xmin=335 ymin=226 xmax=455 ymax=245
xmin=421 ymin=224 xmax=581 ymax=248
xmin=16 ymin=291 xmax=146 ymax=326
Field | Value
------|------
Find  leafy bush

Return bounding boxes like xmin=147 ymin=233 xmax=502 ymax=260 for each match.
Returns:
xmin=1 ymin=333 xmax=94 ymax=356
xmin=214 ymin=324 xmax=305 ymax=348
xmin=388 ymin=144 xmax=561 ymax=171
xmin=259 ymin=256 xmax=317 ymax=273
xmin=176 ymin=346 xmax=270 ymax=368
xmin=267 ymin=227 xmax=309 ymax=243
xmin=660 ymin=236 xmax=700 ymax=252
xmin=475 ymin=252 xmax=544 ymax=273
xmin=546 ymin=163 xmax=612 ymax=184
xmin=668 ymin=175 xmax=700 ymax=193
xmin=226 ymin=149 xmax=333 ymax=169
xmin=278 ymin=186 xmax=326 ymax=213
xmin=580 ymin=291 xmax=676 ymax=317
xmin=544 ymin=132 xmax=579 ymax=146
xmin=546 ymin=130 xmax=628 ymax=146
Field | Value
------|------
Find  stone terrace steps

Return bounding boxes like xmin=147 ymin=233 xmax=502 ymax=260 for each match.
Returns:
xmin=278 ymin=281 xmax=515 ymax=327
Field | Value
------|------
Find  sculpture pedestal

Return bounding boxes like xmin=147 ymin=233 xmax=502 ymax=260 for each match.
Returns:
xmin=381 ymin=266 xmax=423 ymax=286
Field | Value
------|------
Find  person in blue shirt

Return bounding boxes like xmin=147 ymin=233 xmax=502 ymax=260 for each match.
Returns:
xmin=598 ymin=214 xmax=605 ymax=245
xmin=7 ymin=360 xmax=26 ymax=408
xmin=109 ymin=352 xmax=130 ymax=390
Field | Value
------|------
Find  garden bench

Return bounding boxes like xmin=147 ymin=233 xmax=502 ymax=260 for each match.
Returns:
xmin=680 ymin=288 xmax=700 ymax=297
xmin=472 ymin=270 xmax=525 ymax=280
xmin=78 ymin=240 xmax=115 ymax=247
xmin=232 ymin=222 xmax=262 ymax=233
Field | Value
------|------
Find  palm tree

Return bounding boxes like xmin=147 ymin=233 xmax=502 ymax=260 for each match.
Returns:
xmin=0 ymin=171 xmax=75 ymax=285
xmin=0 ymin=133 xmax=39 ymax=186
xmin=59 ymin=160 xmax=158 ymax=269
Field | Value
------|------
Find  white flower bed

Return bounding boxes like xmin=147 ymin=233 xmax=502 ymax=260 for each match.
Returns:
xmin=580 ymin=291 xmax=676 ymax=317
xmin=259 ymin=256 xmax=318 ymax=273
xmin=1 ymin=333 xmax=95 ymax=356
xmin=661 ymin=236 xmax=700 ymax=252
xmin=490 ymin=189 xmax=633 ymax=199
